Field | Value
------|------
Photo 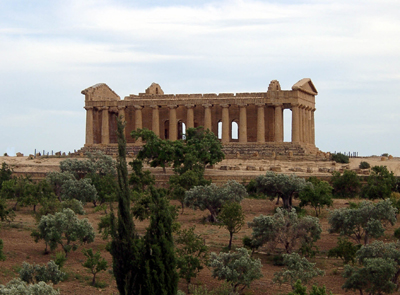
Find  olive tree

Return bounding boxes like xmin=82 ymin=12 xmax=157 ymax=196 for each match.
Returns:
xmin=345 ymin=241 xmax=400 ymax=289
xmin=273 ymin=253 xmax=324 ymax=289
xmin=328 ymin=199 xmax=397 ymax=245
xmin=253 ymin=172 xmax=307 ymax=209
xmin=184 ymin=180 xmax=248 ymax=222
xmin=361 ymin=166 xmax=396 ymax=200
xmin=60 ymin=178 xmax=98 ymax=205
xmin=248 ymin=208 xmax=321 ymax=254
xmin=209 ymin=248 xmax=262 ymax=294
xmin=32 ymin=208 xmax=95 ymax=256
xmin=331 ymin=170 xmax=361 ymax=199
xmin=0 ymin=278 xmax=60 ymax=295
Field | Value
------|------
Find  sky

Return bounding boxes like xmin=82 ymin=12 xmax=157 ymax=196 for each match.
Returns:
xmin=1 ymin=0 xmax=399 ymax=157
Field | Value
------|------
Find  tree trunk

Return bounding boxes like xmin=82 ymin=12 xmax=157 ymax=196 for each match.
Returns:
xmin=92 ymin=273 xmax=96 ymax=286
xmin=228 ymin=232 xmax=233 ymax=250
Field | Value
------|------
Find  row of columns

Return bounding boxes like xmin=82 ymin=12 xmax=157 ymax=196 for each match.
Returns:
xmin=85 ymin=103 xmax=315 ymax=145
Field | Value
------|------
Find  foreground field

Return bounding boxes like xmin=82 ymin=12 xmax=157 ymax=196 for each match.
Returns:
xmin=1 ymin=196 xmax=395 ymax=295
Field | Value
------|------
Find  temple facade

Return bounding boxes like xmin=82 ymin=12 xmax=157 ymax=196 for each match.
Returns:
xmin=81 ymin=79 xmax=320 ymax=158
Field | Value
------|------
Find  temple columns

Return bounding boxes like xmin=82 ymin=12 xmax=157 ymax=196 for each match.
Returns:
xmin=151 ymin=105 xmax=160 ymax=136
xmin=256 ymin=103 xmax=265 ymax=143
xmin=221 ymin=104 xmax=230 ymax=144
xmin=302 ymin=108 xmax=307 ymax=143
xmin=238 ymin=104 xmax=247 ymax=143
xmin=134 ymin=105 xmax=143 ymax=144
xmin=311 ymin=109 xmax=315 ymax=145
xmin=169 ymin=105 xmax=178 ymax=141
xmin=101 ymin=106 xmax=109 ymax=145
xmin=186 ymin=104 xmax=194 ymax=129
xmin=203 ymin=103 xmax=212 ymax=131
xmin=84 ymin=106 xmax=93 ymax=145
xmin=274 ymin=105 xmax=283 ymax=142
xmin=299 ymin=106 xmax=304 ymax=142
xmin=291 ymin=105 xmax=300 ymax=143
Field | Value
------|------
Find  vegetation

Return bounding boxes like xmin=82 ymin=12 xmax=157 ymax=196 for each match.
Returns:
xmin=218 ymin=202 xmax=245 ymax=250
xmin=328 ymin=199 xmax=397 ymax=244
xmin=0 ymin=278 xmax=60 ymax=294
xmin=19 ymin=261 xmax=65 ymax=284
xmin=327 ymin=237 xmax=361 ymax=264
xmin=184 ymin=180 xmax=247 ymax=222
xmin=331 ymin=170 xmax=361 ymax=198
xmin=286 ymin=280 xmax=333 ymax=295
xmin=299 ymin=180 xmax=333 ymax=216
xmin=249 ymin=208 xmax=321 ymax=254
xmin=32 ymin=208 xmax=95 ymax=256
xmin=359 ymin=161 xmax=370 ymax=169
xmin=209 ymin=247 xmax=263 ymax=294
xmin=253 ymin=172 xmax=307 ymax=209
xmin=175 ymin=226 xmax=209 ymax=289
xmin=361 ymin=166 xmax=396 ymax=200
xmin=331 ymin=153 xmax=349 ymax=163
xmin=273 ymin=253 xmax=325 ymax=289
xmin=82 ymin=248 xmax=108 ymax=286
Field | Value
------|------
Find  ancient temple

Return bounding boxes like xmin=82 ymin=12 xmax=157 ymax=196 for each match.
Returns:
xmin=81 ymin=79 xmax=320 ymax=158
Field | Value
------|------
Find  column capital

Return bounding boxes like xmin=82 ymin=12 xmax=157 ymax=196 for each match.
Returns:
xmin=185 ymin=104 xmax=195 ymax=108
xmin=117 ymin=106 xmax=126 ymax=110
xmin=237 ymin=103 xmax=248 ymax=107
xmin=168 ymin=104 xmax=178 ymax=109
xmin=133 ymin=105 xmax=143 ymax=110
xmin=150 ymin=105 xmax=159 ymax=109
xmin=99 ymin=106 xmax=109 ymax=111
xmin=255 ymin=103 xmax=265 ymax=107
xmin=202 ymin=103 xmax=212 ymax=108
xmin=220 ymin=103 xmax=230 ymax=108
xmin=84 ymin=106 xmax=94 ymax=110
xmin=291 ymin=103 xmax=299 ymax=108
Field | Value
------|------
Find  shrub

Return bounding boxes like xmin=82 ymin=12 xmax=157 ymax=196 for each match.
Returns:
xmin=0 ymin=278 xmax=60 ymax=295
xmin=327 ymin=237 xmax=361 ymax=264
xmin=331 ymin=170 xmax=361 ymax=199
xmin=331 ymin=153 xmax=349 ymax=163
xmin=19 ymin=261 xmax=65 ymax=284
xmin=359 ymin=161 xmax=370 ymax=169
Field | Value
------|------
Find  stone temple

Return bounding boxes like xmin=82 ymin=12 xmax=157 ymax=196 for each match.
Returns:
xmin=81 ymin=79 xmax=322 ymax=159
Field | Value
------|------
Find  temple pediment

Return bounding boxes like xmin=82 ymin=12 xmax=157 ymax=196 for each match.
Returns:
xmin=81 ymin=83 xmax=120 ymax=101
xmin=145 ymin=83 xmax=164 ymax=95
xmin=292 ymin=78 xmax=318 ymax=95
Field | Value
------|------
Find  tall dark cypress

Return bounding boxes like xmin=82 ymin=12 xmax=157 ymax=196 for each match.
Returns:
xmin=110 ymin=117 xmax=139 ymax=295
xmin=140 ymin=186 xmax=178 ymax=295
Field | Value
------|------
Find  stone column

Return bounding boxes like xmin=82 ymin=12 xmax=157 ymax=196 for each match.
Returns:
xmin=299 ymin=106 xmax=303 ymax=142
xmin=169 ymin=105 xmax=178 ymax=141
xmin=302 ymin=108 xmax=307 ymax=143
xmin=256 ymin=103 xmax=265 ymax=143
xmin=203 ymin=103 xmax=212 ymax=131
xmin=101 ymin=106 xmax=109 ymax=145
xmin=306 ymin=108 xmax=311 ymax=144
xmin=238 ymin=104 xmax=247 ymax=143
xmin=221 ymin=104 xmax=230 ymax=144
xmin=274 ymin=105 xmax=283 ymax=142
xmin=311 ymin=109 xmax=315 ymax=145
xmin=291 ymin=104 xmax=300 ymax=143
xmin=84 ymin=106 xmax=94 ymax=145
xmin=150 ymin=105 xmax=160 ymax=137
xmin=186 ymin=104 xmax=194 ymax=129
xmin=134 ymin=105 xmax=143 ymax=144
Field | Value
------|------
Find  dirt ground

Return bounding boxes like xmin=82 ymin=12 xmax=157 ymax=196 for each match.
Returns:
xmin=1 ymin=196 xmax=397 ymax=295
xmin=0 ymin=155 xmax=399 ymax=294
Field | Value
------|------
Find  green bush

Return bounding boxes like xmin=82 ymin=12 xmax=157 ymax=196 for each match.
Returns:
xmin=359 ymin=161 xmax=370 ymax=169
xmin=328 ymin=237 xmax=361 ymax=264
xmin=394 ymin=228 xmax=400 ymax=239
xmin=272 ymin=254 xmax=285 ymax=266
xmin=331 ymin=153 xmax=349 ymax=164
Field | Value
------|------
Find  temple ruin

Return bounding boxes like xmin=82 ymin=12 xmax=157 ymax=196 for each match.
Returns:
xmin=81 ymin=79 xmax=322 ymax=159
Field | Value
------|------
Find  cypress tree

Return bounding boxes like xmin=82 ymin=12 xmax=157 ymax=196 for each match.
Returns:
xmin=139 ymin=186 xmax=178 ymax=295
xmin=110 ymin=116 xmax=139 ymax=295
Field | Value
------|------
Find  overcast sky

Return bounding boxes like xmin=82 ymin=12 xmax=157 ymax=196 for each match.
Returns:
xmin=1 ymin=0 xmax=399 ymax=157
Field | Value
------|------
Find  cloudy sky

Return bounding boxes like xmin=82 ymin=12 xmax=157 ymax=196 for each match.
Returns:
xmin=1 ymin=0 xmax=399 ymax=156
